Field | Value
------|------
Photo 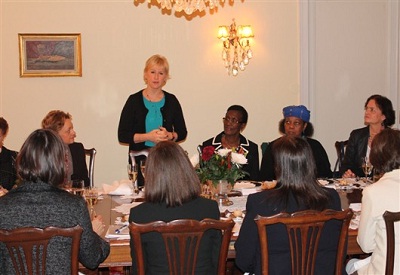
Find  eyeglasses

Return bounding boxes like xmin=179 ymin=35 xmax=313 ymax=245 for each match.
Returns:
xmin=223 ymin=117 xmax=242 ymax=124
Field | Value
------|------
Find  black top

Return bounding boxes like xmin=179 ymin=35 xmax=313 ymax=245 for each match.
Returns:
xmin=118 ymin=90 xmax=187 ymax=151
xmin=202 ymin=132 xmax=259 ymax=181
xmin=69 ymin=142 xmax=90 ymax=187
xmin=259 ymin=137 xmax=332 ymax=181
xmin=0 ymin=146 xmax=17 ymax=190
xmin=235 ymin=188 xmax=342 ymax=275
xmin=129 ymin=197 xmax=221 ymax=275
xmin=340 ymin=126 xmax=369 ymax=177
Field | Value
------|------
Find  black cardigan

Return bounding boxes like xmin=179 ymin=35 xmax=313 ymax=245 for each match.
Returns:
xmin=118 ymin=90 xmax=187 ymax=151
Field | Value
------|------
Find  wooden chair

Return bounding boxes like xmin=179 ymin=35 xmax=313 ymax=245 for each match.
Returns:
xmin=333 ymin=140 xmax=348 ymax=177
xmin=254 ymin=209 xmax=353 ymax=275
xmin=129 ymin=218 xmax=234 ymax=275
xmin=84 ymin=148 xmax=96 ymax=188
xmin=0 ymin=225 xmax=83 ymax=275
xmin=383 ymin=210 xmax=400 ymax=275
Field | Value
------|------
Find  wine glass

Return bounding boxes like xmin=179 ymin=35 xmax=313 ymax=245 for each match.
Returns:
xmin=362 ymin=157 xmax=373 ymax=181
xmin=84 ymin=187 xmax=99 ymax=219
xmin=127 ymin=164 xmax=139 ymax=194
xmin=71 ymin=180 xmax=84 ymax=196
xmin=140 ymin=160 xmax=146 ymax=179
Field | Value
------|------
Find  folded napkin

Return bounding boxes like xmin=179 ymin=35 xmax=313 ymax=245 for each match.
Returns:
xmin=102 ymin=179 xmax=132 ymax=196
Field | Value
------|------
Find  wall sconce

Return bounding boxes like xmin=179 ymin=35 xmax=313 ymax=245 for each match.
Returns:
xmin=218 ymin=19 xmax=254 ymax=76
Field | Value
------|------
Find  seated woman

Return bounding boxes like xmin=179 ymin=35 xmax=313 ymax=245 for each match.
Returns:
xmin=0 ymin=117 xmax=18 ymax=190
xmin=259 ymin=105 xmax=331 ymax=181
xmin=235 ymin=136 xmax=342 ymax=275
xmin=202 ymin=105 xmax=259 ymax=180
xmin=42 ymin=110 xmax=90 ymax=186
xmin=346 ymin=128 xmax=400 ymax=274
xmin=0 ymin=129 xmax=110 ymax=273
xmin=129 ymin=141 xmax=221 ymax=275
xmin=341 ymin=94 xmax=395 ymax=178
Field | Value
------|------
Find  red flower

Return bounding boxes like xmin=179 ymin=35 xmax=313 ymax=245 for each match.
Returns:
xmin=202 ymin=146 xmax=215 ymax=161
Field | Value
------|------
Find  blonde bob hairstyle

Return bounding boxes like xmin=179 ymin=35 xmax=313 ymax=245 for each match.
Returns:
xmin=143 ymin=54 xmax=171 ymax=84
xmin=144 ymin=141 xmax=201 ymax=207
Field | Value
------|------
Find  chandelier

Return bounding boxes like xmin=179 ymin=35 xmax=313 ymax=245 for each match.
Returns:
xmin=217 ymin=19 xmax=254 ymax=76
xmin=141 ymin=0 xmax=225 ymax=15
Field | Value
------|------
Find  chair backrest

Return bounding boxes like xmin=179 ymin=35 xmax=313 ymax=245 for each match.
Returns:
xmin=84 ymin=148 xmax=96 ymax=188
xmin=255 ymin=209 xmax=353 ymax=275
xmin=383 ymin=210 xmax=400 ymax=275
xmin=129 ymin=218 xmax=234 ymax=275
xmin=0 ymin=225 xmax=83 ymax=275
xmin=333 ymin=140 xmax=348 ymax=177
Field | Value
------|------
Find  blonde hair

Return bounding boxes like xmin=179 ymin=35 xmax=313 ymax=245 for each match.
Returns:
xmin=143 ymin=54 xmax=170 ymax=84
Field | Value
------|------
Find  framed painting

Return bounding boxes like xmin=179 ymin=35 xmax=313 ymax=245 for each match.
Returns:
xmin=18 ymin=33 xmax=82 ymax=77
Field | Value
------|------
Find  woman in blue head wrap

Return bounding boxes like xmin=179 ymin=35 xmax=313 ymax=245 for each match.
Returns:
xmin=259 ymin=105 xmax=332 ymax=181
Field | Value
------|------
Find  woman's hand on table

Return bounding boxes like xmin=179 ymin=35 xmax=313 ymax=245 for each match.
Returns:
xmin=92 ymin=215 xmax=106 ymax=236
xmin=343 ymin=169 xmax=356 ymax=178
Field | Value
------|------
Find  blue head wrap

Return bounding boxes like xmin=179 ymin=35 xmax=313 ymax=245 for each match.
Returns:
xmin=282 ymin=105 xmax=310 ymax=122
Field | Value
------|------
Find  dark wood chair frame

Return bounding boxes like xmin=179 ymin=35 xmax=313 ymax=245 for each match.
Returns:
xmin=0 ymin=225 xmax=83 ymax=275
xmin=333 ymin=140 xmax=348 ymax=177
xmin=129 ymin=218 xmax=235 ymax=275
xmin=255 ymin=209 xmax=353 ymax=275
xmin=383 ymin=210 xmax=400 ymax=275
xmin=84 ymin=148 xmax=96 ymax=188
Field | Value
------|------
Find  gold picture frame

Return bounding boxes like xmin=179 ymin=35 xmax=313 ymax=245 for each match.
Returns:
xmin=18 ymin=33 xmax=82 ymax=77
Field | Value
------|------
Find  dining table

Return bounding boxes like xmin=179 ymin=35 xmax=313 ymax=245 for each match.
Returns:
xmin=89 ymin=181 xmax=367 ymax=271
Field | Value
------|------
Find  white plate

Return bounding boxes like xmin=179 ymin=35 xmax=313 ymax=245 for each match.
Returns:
xmin=234 ymin=182 xmax=256 ymax=189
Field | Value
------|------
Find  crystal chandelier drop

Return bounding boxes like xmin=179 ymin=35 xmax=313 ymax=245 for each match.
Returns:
xmin=143 ymin=0 xmax=225 ymax=15
xmin=218 ymin=19 xmax=254 ymax=76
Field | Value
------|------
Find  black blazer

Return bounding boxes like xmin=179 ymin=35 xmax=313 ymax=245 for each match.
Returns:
xmin=202 ymin=132 xmax=260 ymax=181
xmin=340 ymin=126 xmax=369 ymax=177
xmin=235 ymin=188 xmax=342 ymax=275
xmin=0 ymin=147 xmax=18 ymax=190
xmin=129 ymin=197 xmax=221 ymax=275
xmin=69 ymin=142 xmax=90 ymax=187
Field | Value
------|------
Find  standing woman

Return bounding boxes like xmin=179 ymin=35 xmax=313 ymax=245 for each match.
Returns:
xmin=341 ymin=94 xmax=395 ymax=178
xmin=118 ymin=54 xmax=187 ymax=185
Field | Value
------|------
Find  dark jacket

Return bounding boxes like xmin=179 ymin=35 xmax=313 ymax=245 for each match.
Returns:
xmin=340 ymin=126 xmax=369 ymax=177
xmin=0 ymin=181 xmax=110 ymax=274
xmin=259 ymin=137 xmax=332 ymax=181
xmin=0 ymin=147 xmax=17 ymax=190
xmin=118 ymin=90 xmax=187 ymax=151
xmin=235 ymin=188 xmax=342 ymax=275
xmin=202 ymin=132 xmax=259 ymax=181
xmin=129 ymin=197 xmax=221 ymax=275
xmin=69 ymin=142 xmax=90 ymax=187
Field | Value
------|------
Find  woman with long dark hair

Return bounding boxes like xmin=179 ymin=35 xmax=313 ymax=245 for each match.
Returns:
xmin=129 ymin=141 xmax=220 ymax=275
xmin=235 ymin=136 xmax=342 ymax=275
xmin=0 ymin=129 xmax=109 ymax=274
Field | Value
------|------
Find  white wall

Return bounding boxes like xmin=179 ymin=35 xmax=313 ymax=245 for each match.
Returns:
xmin=1 ymin=0 xmax=299 ymax=185
xmin=1 ymin=0 xmax=398 ymax=186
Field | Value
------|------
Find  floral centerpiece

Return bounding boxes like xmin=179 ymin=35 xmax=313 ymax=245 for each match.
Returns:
xmin=193 ymin=145 xmax=249 ymax=187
